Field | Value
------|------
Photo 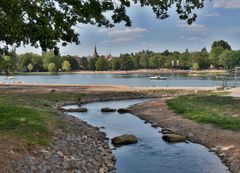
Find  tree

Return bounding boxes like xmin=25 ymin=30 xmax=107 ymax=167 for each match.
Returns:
xmin=42 ymin=51 xmax=61 ymax=71
xmin=149 ymin=55 xmax=160 ymax=68
xmin=209 ymin=46 xmax=224 ymax=67
xmin=48 ymin=63 xmax=56 ymax=72
xmin=0 ymin=55 xmax=16 ymax=75
xmin=79 ymin=57 xmax=89 ymax=70
xmin=62 ymin=60 xmax=71 ymax=72
xmin=95 ymin=57 xmax=108 ymax=71
xmin=120 ymin=56 xmax=135 ymax=71
xmin=61 ymin=56 xmax=80 ymax=70
xmin=192 ymin=63 xmax=199 ymax=71
xmin=0 ymin=1 xmax=205 ymax=52
xmin=27 ymin=63 xmax=33 ymax=72
xmin=18 ymin=53 xmax=43 ymax=72
xmin=111 ymin=58 xmax=121 ymax=70
xmin=218 ymin=50 xmax=240 ymax=69
xmin=89 ymin=57 xmax=97 ymax=71
xmin=211 ymin=40 xmax=231 ymax=50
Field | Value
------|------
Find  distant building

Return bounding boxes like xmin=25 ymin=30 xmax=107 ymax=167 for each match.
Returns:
xmin=105 ymin=54 xmax=113 ymax=61
xmin=93 ymin=45 xmax=98 ymax=58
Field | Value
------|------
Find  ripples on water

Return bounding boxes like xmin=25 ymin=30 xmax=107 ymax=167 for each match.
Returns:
xmin=64 ymin=99 xmax=229 ymax=173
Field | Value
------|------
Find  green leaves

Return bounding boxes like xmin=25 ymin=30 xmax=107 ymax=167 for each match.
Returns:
xmin=0 ymin=0 xmax=205 ymax=51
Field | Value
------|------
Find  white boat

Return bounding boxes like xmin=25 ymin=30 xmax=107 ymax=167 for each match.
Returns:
xmin=4 ymin=76 xmax=15 ymax=80
xmin=149 ymin=75 xmax=167 ymax=80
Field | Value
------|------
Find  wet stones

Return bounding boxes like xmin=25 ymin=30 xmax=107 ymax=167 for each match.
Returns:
xmin=117 ymin=108 xmax=131 ymax=114
xmin=111 ymin=134 xmax=138 ymax=146
xmin=162 ymin=134 xmax=186 ymax=143
xmin=67 ymin=108 xmax=88 ymax=112
xmin=101 ymin=107 xmax=117 ymax=112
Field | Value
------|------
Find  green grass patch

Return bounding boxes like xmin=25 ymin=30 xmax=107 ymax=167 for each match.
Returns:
xmin=166 ymin=94 xmax=240 ymax=130
xmin=0 ymin=92 xmax=83 ymax=145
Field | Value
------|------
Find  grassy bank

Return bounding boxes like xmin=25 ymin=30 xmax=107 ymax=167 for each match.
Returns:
xmin=0 ymin=93 xmax=83 ymax=145
xmin=166 ymin=94 xmax=240 ymax=130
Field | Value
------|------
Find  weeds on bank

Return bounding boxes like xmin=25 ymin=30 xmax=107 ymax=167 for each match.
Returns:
xmin=167 ymin=94 xmax=240 ymax=130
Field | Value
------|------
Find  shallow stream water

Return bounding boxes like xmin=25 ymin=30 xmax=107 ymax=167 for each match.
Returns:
xmin=64 ymin=99 xmax=229 ymax=173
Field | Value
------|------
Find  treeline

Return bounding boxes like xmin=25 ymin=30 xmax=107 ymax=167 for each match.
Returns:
xmin=0 ymin=40 xmax=240 ymax=75
xmin=83 ymin=40 xmax=240 ymax=71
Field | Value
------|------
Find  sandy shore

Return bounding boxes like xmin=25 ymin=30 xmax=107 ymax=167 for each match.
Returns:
xmin=0 ymin=82 xmax=219 ymax=94
xmin=130 ymin=99 xmax=240 ymax=173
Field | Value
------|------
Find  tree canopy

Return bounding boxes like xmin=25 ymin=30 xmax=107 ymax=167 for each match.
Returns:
xmin=0 ymin=0 xmax=205 ymax=52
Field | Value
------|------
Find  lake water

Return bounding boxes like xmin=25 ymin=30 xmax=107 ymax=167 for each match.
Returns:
xmin=64 ymin=99 xmax=229 ymax=173
xmin=0 ymin=73 xmax=225 ymax=87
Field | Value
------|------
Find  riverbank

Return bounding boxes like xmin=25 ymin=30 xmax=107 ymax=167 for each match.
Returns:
xmin=1 ymin=86 xmax=211 ymax=172
xmin=130 ymin=98 xmax=240 ymax=173
xmin=0 ymin=92 xmax=116 ymax=173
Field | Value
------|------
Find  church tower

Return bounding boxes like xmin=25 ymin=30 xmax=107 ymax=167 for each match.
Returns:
xmin=93 ymin=45 xmax=98 ymax=58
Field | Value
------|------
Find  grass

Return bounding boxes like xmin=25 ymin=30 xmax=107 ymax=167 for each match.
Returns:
xmin=166 ymin=94 xmax=240 ymax=130
xmin=0 ymin=92 xmax=83 ymax=145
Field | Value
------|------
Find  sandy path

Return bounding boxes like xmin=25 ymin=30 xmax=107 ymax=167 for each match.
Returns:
xmin=130 ymin=99 xmax=240 ymax=173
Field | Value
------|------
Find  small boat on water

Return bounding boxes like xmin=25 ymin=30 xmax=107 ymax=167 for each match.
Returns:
xmin=149 ymin=75 xmax=167 ymax=80
xmin=4 ymin=76 xmax=15 ymax=80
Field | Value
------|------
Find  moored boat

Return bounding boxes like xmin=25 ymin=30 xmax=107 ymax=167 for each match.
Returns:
xmin=149 ymin=75 xmax=167 ymax=80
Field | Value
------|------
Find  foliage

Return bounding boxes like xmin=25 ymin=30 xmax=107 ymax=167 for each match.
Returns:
xmin=19 ymin=53 xmax=43 ymax=72
xmin=95 ymin=57 xmax=108 ymax=71
xmin=61 ymin=56 xmax=79 ymax=70
xmin=218 ymin=50 xmax=240 ymax=69
xmin=47 ymin=63 xmax=56 ymax=72
xmin=209 ymin=46 xmax=225 ymax=67
xmin=43 ymin=51 xmax=61 ymax=71
xmin=167 ymin=95 xmax=240 ymax=130
xmin=62 ymin=60 xmax=71 ymax=72
xmin=89 ymin=57 xmax=98 ymax=71
xmin=119 ymin=55 xmax=135 ymax=71
xmin=212 ymin=40 xmax=231 ymax=50
xmin=0 ymin=55 xmax=16 ymax=75
xmin=192 ymin=63 xmax=199 ymax=70
xmin=79 ymin=57 xmax=89 ymax=70
xmin=27 ymin=63 xmax=33 ymax=72
xmin=0 ymin=0 xmax=205 ymax=51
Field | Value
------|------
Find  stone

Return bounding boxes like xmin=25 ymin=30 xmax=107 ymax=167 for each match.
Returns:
xmin=101 ymin=107 xmax=116 ymax=112
xmin=67 ymin=108 xmax=88 ymax=112
xmin=151 ymin=122 xmax=158 ymax=128
xmin=162 ymin=134 xmax=186 ymax=143
xmin=62 ymin=160 xmax=70 ymax=169
xmin=111 ymin=134 xmax=138 ymax=146
xmin=117 ymin=108 xmax=130 ymax=114
xmin=161 ymin=128 xmax=174 ymax=134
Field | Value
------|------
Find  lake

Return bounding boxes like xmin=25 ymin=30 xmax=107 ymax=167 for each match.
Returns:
xmin=0 ymin=73 xmax=227 ymax=87
xmin=64 ymin=99 xmax=229 ymax=173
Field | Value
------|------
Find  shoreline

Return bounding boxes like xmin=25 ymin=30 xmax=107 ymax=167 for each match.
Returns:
xmin=130 ymin=99 xmax=240 ymax=173
xmin=72 ymin=69 xmax=226 ymax=75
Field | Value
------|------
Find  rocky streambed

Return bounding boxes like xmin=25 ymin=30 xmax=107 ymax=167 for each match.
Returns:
xmin=13 ymin=115 xmax=116 ymax=173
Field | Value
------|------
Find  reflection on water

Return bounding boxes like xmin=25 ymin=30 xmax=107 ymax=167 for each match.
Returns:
xmin=0 ymin=73 xmax=223 ymax=87
xmin=64 ymin=99 xmax=229 ymax=173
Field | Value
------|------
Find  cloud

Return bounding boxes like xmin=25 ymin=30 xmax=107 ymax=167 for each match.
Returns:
xmin=176 ymin=21 xmax=207 ymax=32
xmin=98 ymin=27 xmax=149 ymax=37
xmin=100 ymin=37 xmax=135 ymax=45
xmin=213 ymin=0 xmax=240 ymax=9
xmin=203 ymin=12 xmax=220 ymax=17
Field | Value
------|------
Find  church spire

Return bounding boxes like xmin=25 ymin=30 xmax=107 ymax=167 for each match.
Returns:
xmin=93 ymin=45 xmax=98 ymax=58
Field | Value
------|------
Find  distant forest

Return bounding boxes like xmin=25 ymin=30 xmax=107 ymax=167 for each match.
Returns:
xmin=1 ymin=40 xmax=240 ymax=75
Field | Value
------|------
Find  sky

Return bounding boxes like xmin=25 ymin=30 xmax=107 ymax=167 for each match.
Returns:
xmin=16 ymin=0 xmax=240 ymax=57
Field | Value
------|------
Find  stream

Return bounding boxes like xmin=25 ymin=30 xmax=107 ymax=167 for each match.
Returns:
xmin=64 ymin=99 xmax=229 ymax=173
